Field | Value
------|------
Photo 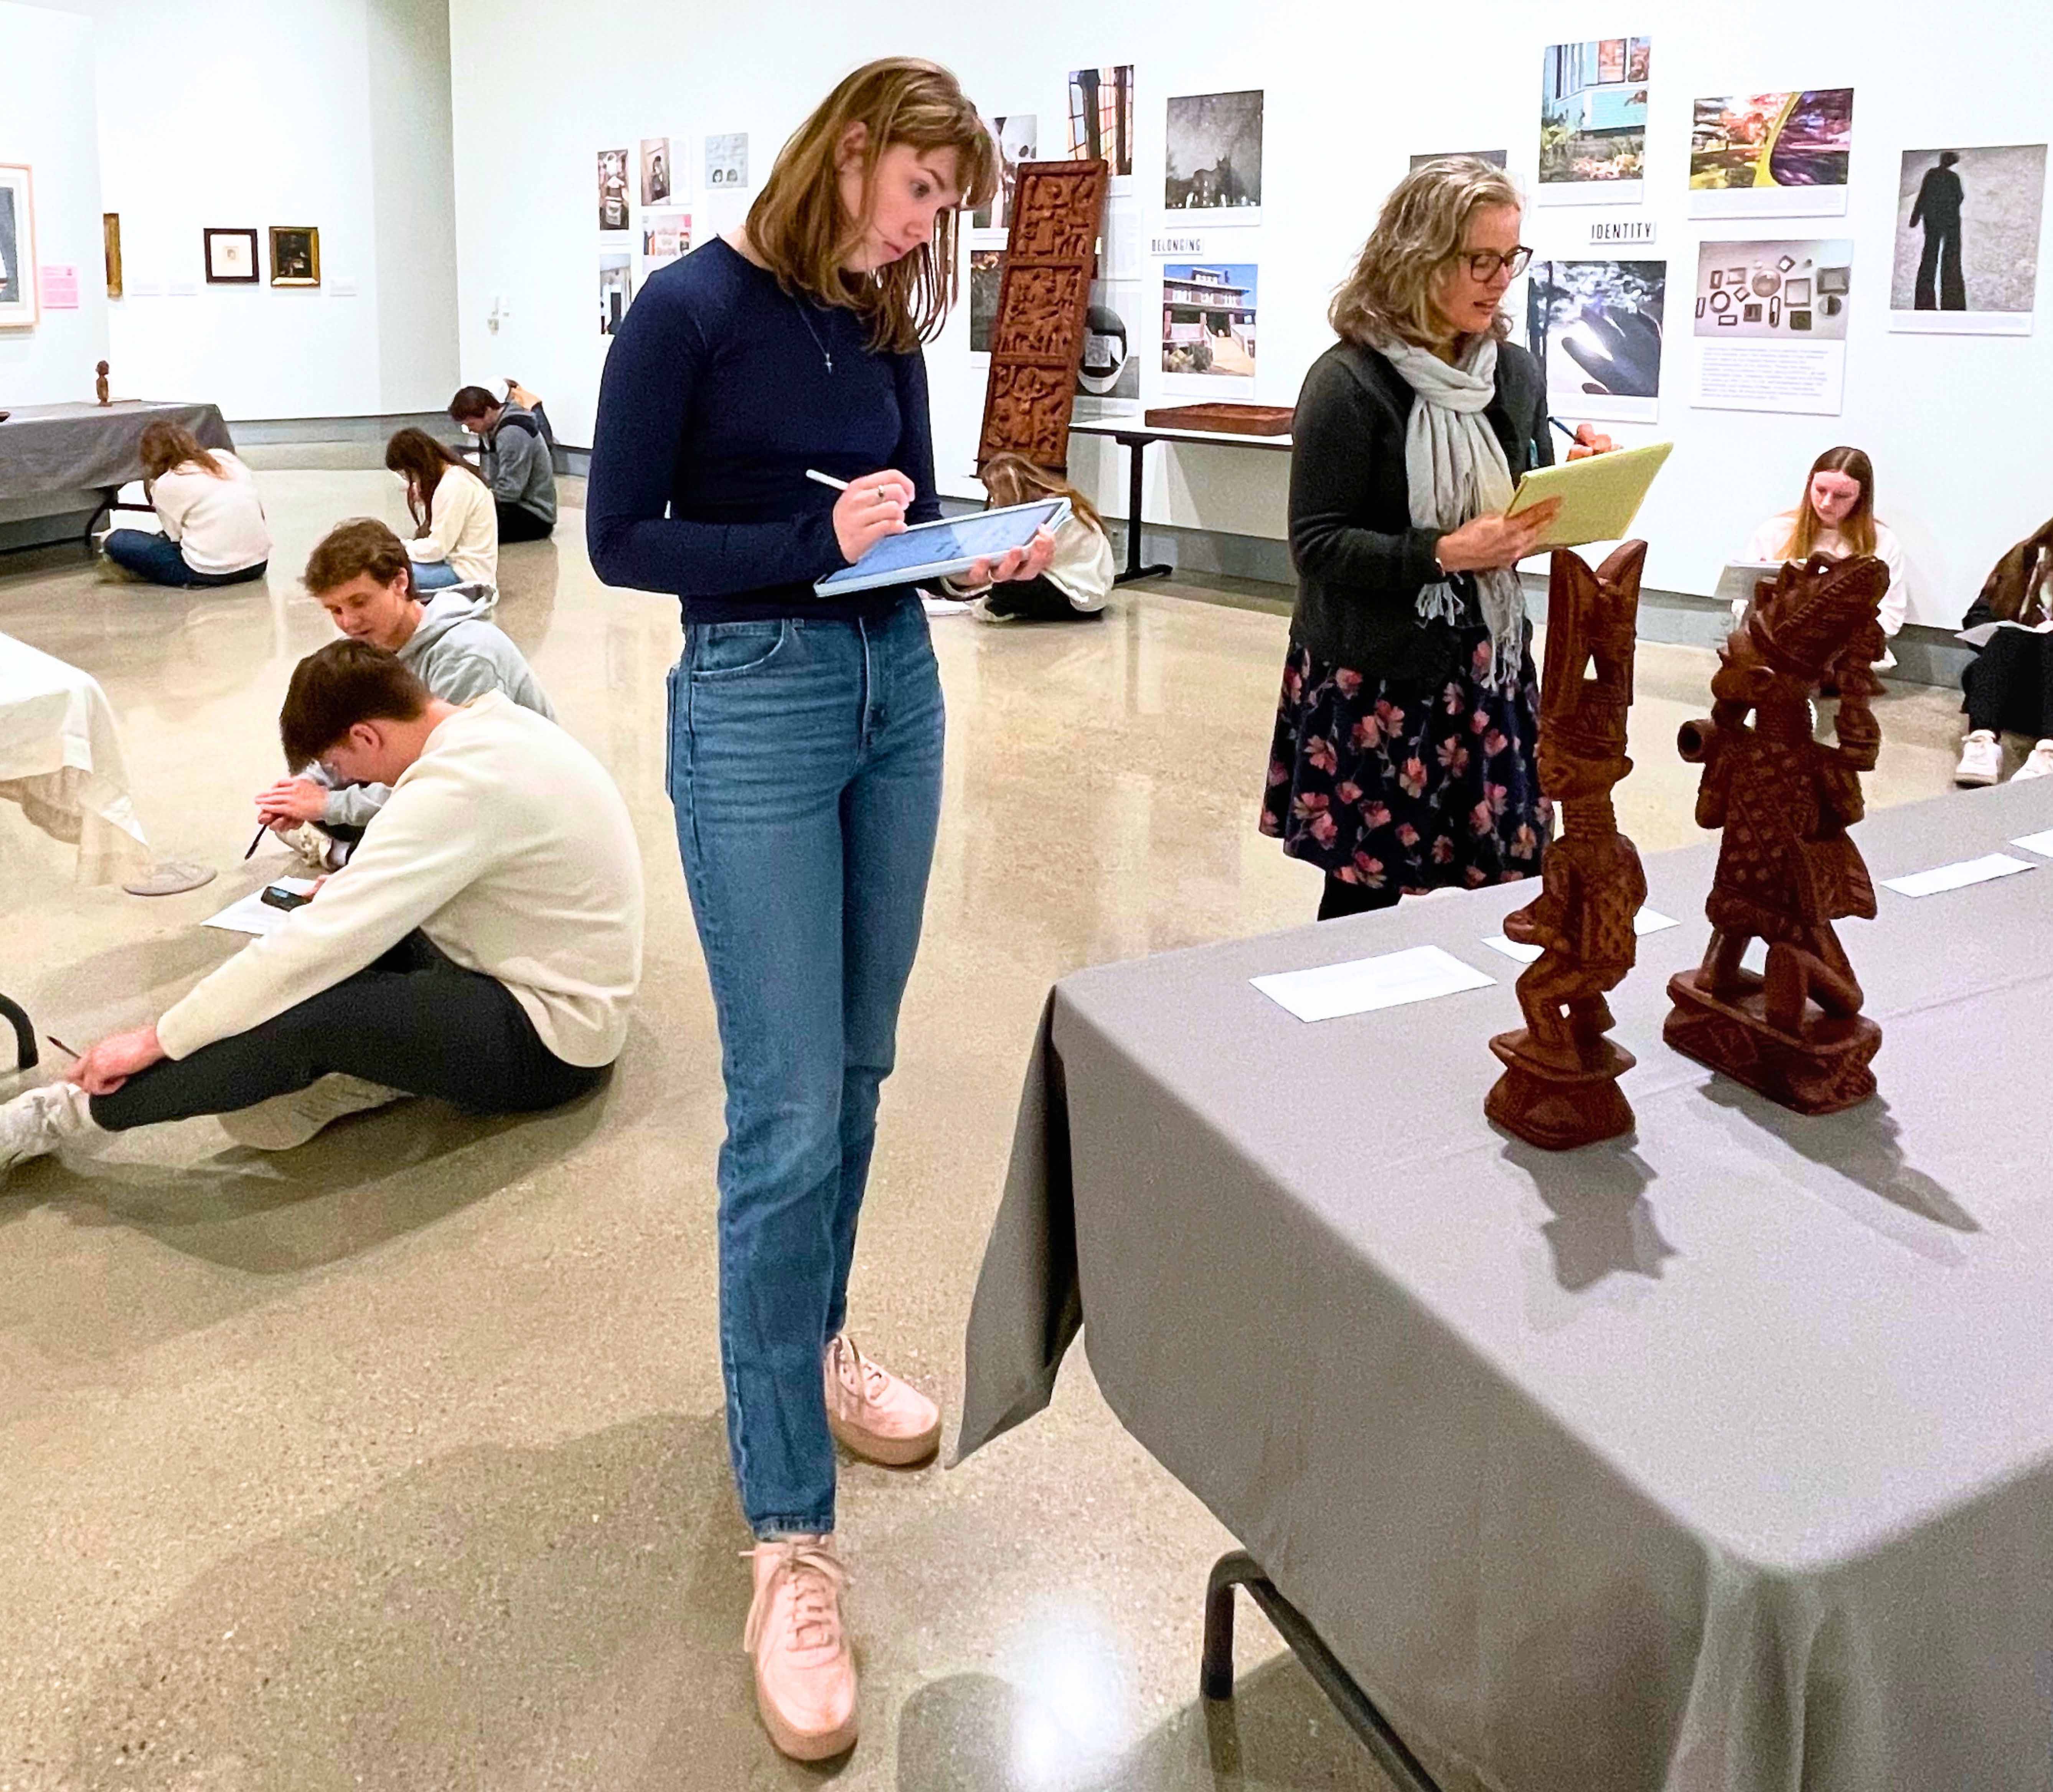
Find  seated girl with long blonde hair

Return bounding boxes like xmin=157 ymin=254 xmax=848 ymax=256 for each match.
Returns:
xmin=100 ymin=421 xmax=270 ymax=588
xmin=946 ymin=453 xmax=1115 ymax=622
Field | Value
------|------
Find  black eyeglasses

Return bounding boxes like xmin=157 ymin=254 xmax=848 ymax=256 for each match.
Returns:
xmin=1455 ymin=247 xmax=1533 ymax=281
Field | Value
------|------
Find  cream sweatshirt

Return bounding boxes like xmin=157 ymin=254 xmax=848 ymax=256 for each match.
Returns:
xmin=406 ymin=465 xmax=499 ymax=584
xmin=152 ymin=452 xmax=271 ymax=574
xmin=1742 ymin=511 xmax=1907 ymax=638
xmin=158 ymin=694 xmax=643 ymax=1067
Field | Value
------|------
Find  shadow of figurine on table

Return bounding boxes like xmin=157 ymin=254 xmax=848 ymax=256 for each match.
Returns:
xmin=1501 ymin=1136 xmax=1678 ymax=1292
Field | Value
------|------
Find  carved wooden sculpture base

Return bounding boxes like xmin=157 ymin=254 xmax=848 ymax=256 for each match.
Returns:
xmin=1486 ymin=1030 xmax=1637 ymax=1150
xmin=1663 ymin=968 xmax=1880 ymax=1115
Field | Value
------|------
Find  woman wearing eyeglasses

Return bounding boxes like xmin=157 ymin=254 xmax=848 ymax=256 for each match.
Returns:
xmin=1261 ymin=158 xmax=1562 ymax=920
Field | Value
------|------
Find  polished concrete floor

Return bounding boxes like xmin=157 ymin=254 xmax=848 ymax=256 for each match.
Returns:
xmin=0 ymin=469 xmax=1975 ymax=1792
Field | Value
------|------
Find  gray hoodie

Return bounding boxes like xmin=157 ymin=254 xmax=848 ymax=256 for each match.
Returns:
xmin=317 ymin=582 xmax=556 ymax=828
xmin=482 ymin=404 xmax=558 ymax=526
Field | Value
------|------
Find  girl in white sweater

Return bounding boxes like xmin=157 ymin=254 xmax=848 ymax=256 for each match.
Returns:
xmin=950 ymin=453 xmax=1115 ymax=622
xmin=101 ymin=421 xmax=270 ymax=587
xmin=384 ymin=426 xmax=498 ymax=588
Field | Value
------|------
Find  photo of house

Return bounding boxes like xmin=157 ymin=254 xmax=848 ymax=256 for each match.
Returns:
xmin=1161 ymin=263 xmax=1257 ymax=378
xmin=1539 ymin=38 xmax=1651 ymax=198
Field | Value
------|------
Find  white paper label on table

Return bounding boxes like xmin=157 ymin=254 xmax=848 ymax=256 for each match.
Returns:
xmin=203 ymin=878 xmax=315 ymax=937
xmin=1881 ymin=854 xmax=2035 ymax=899
xmin=1252 ymin=945 xmax=1494 ymax=1023
xmin=2010 ymin=828 xmax=2053 ymax=859
xmin=1480 ymin=907 xmax=1680 ymax=965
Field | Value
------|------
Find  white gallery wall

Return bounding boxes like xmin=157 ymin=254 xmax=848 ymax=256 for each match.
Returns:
xmin=18 ymin=0 xmax=458 ymax=420
xmin=465 ymin=0 xmax=2038 ymax=623
xmin=0 ymin=2 xmax=109 ymax=420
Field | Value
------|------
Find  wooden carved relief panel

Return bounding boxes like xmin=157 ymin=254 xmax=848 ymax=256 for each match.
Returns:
xmin=976 ymin=158 xmax=1108 ymax=474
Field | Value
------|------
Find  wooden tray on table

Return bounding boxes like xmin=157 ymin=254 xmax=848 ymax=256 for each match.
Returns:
xmin=1143 ymin=402 xmax=1294 ymax=436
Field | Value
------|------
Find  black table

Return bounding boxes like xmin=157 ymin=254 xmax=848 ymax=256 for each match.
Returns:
xmin=1067 ymin=418 xmax=1293 ymax=585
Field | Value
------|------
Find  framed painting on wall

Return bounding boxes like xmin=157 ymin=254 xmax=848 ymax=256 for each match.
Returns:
xmin=269 ymin=225 xmax=320 ymax=287
xmin=0 ymin=163 xmax=39 ymax=328
xmin=104 ymin=212 xmax=122 ymax=298
xmin=204 ymin=227 xmax=260 ymax=284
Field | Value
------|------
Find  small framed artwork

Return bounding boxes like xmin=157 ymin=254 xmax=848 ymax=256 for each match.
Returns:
xmin=103 ymin=212 xmax=122 ymax=298
xmin=269 ymin=225 xmax=320 ymax=287
xmin=203 ymin=227 xmax=260 ymax=284
xmin=0 ymin=163 xmax=39 ymax=328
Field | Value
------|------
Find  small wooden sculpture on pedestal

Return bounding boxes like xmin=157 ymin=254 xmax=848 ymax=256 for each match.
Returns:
xmin=94 ymin=361 xmax=110 ymax=407
xmin=1663 ymin=553 xmax=1888 ymax=1113
xmin=1486 ymin=542 xmax=1649 ymax=1150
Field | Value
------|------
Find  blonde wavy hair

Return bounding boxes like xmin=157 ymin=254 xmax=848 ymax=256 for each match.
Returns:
xmin=747 ymin=58 xmax=998 ymax=355
xmin=1330 ymin=158 xmax=1523 ymax=351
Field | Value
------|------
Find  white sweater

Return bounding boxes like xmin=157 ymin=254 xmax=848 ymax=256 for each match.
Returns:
xmin=1742 ymin=511 xmax=1907 ymax=638
xmin=406 ymin=466 xmax=499 ymax=584
xmin=158 ymin=694 xmax=643 ymax=1067
xmin=152 ymin=452 xmax=271 ymax=575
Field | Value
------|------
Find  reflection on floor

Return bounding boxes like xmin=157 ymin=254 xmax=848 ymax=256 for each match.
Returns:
xmin=0 ymin=469 xmax=1971 ymax=1790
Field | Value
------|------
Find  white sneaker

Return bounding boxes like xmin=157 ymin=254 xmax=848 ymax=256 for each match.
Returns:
xmin=0 ymin=1081 xmax=99 ymax=1178
xmin=219 ymin=1074 xmax=405 ymax=1150
xmin=2012 ymin=740 xmax=2053 ymax=782
xmin=1955 ymin=730 xmax=2003 ymax=787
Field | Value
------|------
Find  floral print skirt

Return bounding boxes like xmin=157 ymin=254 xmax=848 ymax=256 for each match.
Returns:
xmin=1259 ymin=632 xmax=1550 ymax=895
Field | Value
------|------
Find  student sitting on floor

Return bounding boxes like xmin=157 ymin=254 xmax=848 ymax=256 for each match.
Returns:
xmin=0 ymin=640 xmax=642 ymax=1178
xmin=448 ymin=383 xmax=559 ymax=543
xmin=1738 ymin=446 xmax=1907 ymax=670
xmin=945 ymin=453 xmax=1114 ymax=623
xmin=100 ymin=421 xmax=271 ymax=588
xmin=384 ymin=425 xmax=498 ymax=590
xmin=256 ymin=518 xmax=554 ymax=867
xmin=1954 ymin=509 xmax=2053 ymax=786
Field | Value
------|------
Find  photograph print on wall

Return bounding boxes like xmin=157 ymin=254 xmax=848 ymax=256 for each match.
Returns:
xmin=1692 ymin=237 xmax=1854 ymax=416
xmin=1689 ymin=91 xmax=1854 ymax=218
xmin=1409 ymin=150 xmax=1509 ymax=172
xmin=1890 ymin=144 xmax=2047 ymax=334
xmin=1068 ymin=66 xmax=1135 ymax=184
xmin=1162 ymin=262 xmax=1257 ymax=385
xmin=641 ymin=210 xmax=692 ymax=276
xmin=598 ymin=149 xmax=630 ymax=231
xmin=599 ymin=253 xmax=632 ymax=336
xmin=641 ymin=137 xmax=673 ymax=207
xmin=1539 ymin=38 xmax=1651 ymax=205
xmin=1526 ymin=259 xmax=1667 ymax=424
xmin=969 ymin=248 xmax=1004 ymax=354
xmin=1075 ymin=278 xmax=1143 ymax=417
xmin=1164 ymin=91 xmax=1263 ymax=224
xmin=0 ymin=163 xmax=37 ymax=327
xmin=706 ymin=134 xmax=749 ymax=189
xmin=972 ymin=115 xmax=1037 ymax=233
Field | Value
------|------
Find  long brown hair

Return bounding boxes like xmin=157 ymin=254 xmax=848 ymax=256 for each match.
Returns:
xmin=384 ymin=427 xmax=483 ymax=534
xmin=746 ymin=58 xmax=997 ymax=354
xmin=1330 ymin=157 xmax=1522 ymax=351
xmin=1785 ymin=446 xmax=1877 ymax=559
xmin=980 ymin=452 xmax=1102 ymax=535
xmin=139 ymin=420 xmax=225 ymax=484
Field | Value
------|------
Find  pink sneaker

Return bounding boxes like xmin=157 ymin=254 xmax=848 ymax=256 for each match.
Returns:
xmin=824 ymin=1333 xmax=941 ymax=1467
xmin=743 ymin=1536 xmax=857 ymax=1760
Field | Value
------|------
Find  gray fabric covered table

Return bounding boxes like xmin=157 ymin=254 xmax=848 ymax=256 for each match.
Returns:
xmin=0 ymin=399 xmax=233 ymax=509
xmin=957 ymin=778 xmax=2053 ymax=1792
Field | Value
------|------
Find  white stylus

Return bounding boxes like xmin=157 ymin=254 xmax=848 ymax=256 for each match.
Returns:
xmin=805 ymin=468 xmax=851 ymax=491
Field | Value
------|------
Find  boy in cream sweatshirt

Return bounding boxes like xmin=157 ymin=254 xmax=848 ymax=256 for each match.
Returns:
xmin=0 ymin=641 xmax=643 ymax=1174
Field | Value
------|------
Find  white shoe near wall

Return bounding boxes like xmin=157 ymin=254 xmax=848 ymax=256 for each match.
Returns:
xmin=2010 ymin=740 xmax=2053 ymax=782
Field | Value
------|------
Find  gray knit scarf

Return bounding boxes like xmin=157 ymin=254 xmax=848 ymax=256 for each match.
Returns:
xmin=1378 ymin=332 xmax=1524 ymax=690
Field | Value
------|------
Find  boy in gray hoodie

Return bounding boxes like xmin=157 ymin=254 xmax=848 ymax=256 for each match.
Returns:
xmin=256 ymin=517 xmax=555 ymax=861
xmin=449 ymin=383 xmax=557 ymax=541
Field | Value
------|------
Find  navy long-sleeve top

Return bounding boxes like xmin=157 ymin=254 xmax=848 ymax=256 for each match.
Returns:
xmin=586 ymin=236 xmax=940 ymax=623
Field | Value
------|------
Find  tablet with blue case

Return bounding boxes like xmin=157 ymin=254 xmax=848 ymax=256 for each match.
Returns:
xmin=811 ymin=497 xmax=1070 ymax=597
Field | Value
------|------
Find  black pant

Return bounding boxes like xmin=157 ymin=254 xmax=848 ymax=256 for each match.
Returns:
xmin=495 ymin=501 xmax=555 ymax=543
xmin=1915 ymin=219 xmax=1966 ymax=311
xmin=1318 ymin=873 xmax=1402 ymax=921
xmin=1962 ymin=629 xmax=2053 ymax=739
xmin=91 ymin=933 xmax=605 ymax=1131
xmin=978 ymin=575 xmax=1102 ymax=622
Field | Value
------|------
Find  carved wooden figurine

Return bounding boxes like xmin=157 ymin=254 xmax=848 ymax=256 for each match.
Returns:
xmin=1486 ymin=542 xmax=1649 ymax=1150
xmin=1663 ymin=553 xmax=1889 ymax=1113
xmin=94 ymin=360 xmax=110 ymax=407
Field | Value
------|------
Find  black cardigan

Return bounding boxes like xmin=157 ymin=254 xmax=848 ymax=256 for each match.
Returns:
xmin=1286 ymin=338 xmax=1552 ymax=683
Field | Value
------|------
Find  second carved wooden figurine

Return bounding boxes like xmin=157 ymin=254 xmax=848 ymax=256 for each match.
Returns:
xmin=1486 ymin=542 xmax=1648 ymax=1150
xmin=1663 ymin=553 xmax=1889 ymax=1114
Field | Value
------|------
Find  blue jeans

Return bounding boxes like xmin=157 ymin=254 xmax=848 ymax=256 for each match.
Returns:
xmin=667 ymin=598 xmax=943 ymax=1538
xmin=103 ymin=529 xmax=266 ymax=588
xmin=410 ymin=560 xmax=462 ymax=590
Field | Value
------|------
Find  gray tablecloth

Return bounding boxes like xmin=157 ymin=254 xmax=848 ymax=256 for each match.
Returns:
xmin=0 ymin=400 xmax=233 ymax=499
xmin=958 ymin=778 xmax=2053 ymax=1792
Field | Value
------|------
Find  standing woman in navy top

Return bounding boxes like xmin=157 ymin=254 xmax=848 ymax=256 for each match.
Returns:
xmin=587 ymin=59 xmax=1050 ymax=1761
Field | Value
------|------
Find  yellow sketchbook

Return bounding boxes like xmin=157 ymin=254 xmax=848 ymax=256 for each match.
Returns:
xmin=1505 ymin=441 xmax=1674 ymax=548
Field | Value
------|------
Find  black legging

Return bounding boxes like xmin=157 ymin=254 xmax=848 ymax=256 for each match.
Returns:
xmin=1318 ymin=873 xmax=1402 ymax=921
xmin=977 ymin=574 xmax=1102 ymax=621
xmin=495 ymin=501 xmax=555 ymax=543
xmin=1962 ymin=629 xmax=2053 ymax=740
xmin=91 ymin=933 xmax=605 ymax=1130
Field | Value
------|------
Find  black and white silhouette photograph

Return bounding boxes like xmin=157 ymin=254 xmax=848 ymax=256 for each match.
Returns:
xmin=640 ymin=137 xmax=671 ymax=207
xmin=1525 ymin=259 xmax=1666 ymax=423
xmin=1074 ymin=280 xmax=1141 ymax=417
xmin=1891 ymin=144 xmax=2046 ymax=334
xmin=1164 ymin=90 xmax=1263 ymax=224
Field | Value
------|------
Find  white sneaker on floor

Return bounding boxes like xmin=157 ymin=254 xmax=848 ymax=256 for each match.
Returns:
xmin=219 ymin=1074 xmax=405 ymax=1150
xmin=2012 ymin=740 xmax=2053 ymax=782
xmin=0 ymin=1081 xmax=99 ymax=1179
xmin=1955 ymin=730 xmax=2002 ymax=787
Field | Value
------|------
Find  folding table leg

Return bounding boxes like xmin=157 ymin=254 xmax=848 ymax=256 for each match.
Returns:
xmin=1200 ymin=1548 xmax=1443 ymax=1792
xmin=1113 ymin=435 xmax=1174 ymax=585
